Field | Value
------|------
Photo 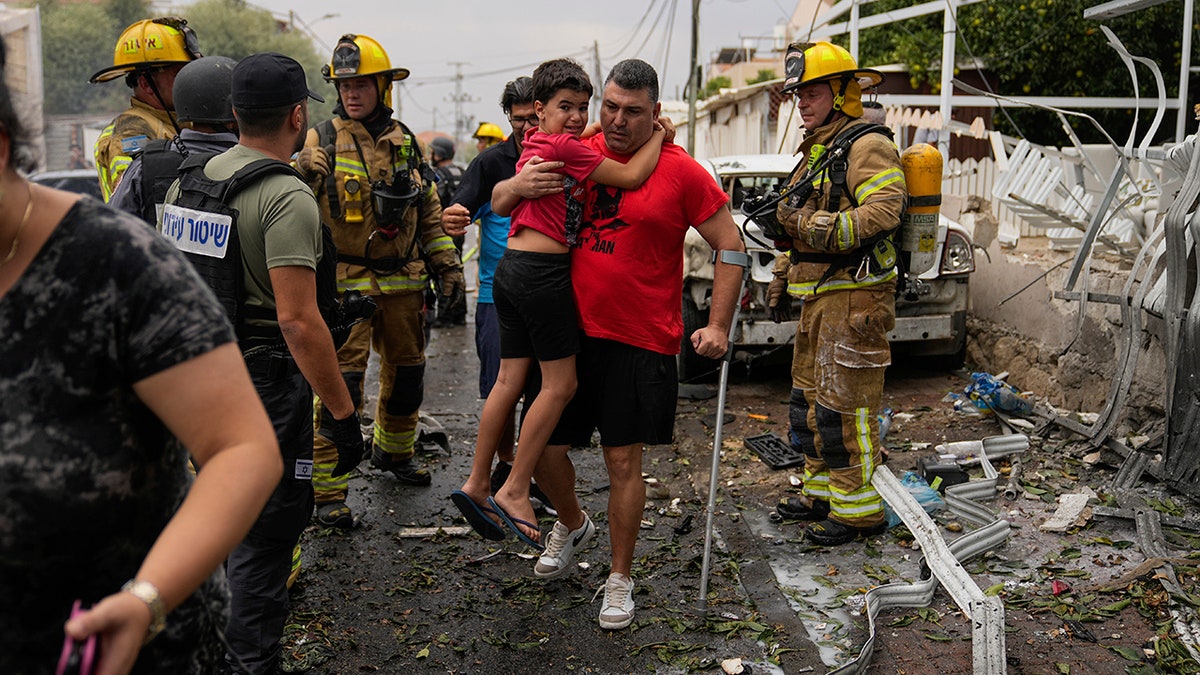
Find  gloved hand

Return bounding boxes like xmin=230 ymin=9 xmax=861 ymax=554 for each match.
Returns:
xmin=296 ymin=146 xmax=331 ymax=183
xmin=799 ymin=210 xmax=839 ymax=251
xmin=326 ymin=410 xmax=365 ymax=478
xmin=766 ymin=275 xmax=790 ymax=323
xmin=438 ymin=268 xmax=466 ymax=318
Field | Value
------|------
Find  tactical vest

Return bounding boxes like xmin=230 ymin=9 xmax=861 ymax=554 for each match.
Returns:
xmin=136 ymin=137 xmax=189 ymax=226
xmin=161 ymin=154 xmax=339 ymax=348
xmin=434 ymin=163 xmax=464 ymax=210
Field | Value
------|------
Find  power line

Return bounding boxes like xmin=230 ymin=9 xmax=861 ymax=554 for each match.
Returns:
xmin=630 ymin=0 xmax=676 ymax=63
xmin=658 ymin=0 xmax=681 ymax=84
xmin=407 ymin=47 xmax=592 ymax=85
xmin=605 ymin=0 xmax=663 ymax=61
xmin=445 ymin=62 xmax=478 ymax=150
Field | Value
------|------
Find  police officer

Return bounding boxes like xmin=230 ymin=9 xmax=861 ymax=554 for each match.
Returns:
xmin=296 ymin=34 xmax=464 ymax=528
xmin=428 ymin=136 xmax=467 ymax=327
xmin=161 ymin=52 xmax=364 ymax=673
xmin=109 ymin=55 xmax=239 ymax=224
xmin=772 ymin=41 xmax=906 ymax=546
xmin=429 ymin=137 xmax=463 ymax=206
xmin=89 ymin=17 xmax=201 ymax=201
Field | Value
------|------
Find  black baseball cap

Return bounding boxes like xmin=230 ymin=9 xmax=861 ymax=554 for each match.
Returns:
xmin=232 ymin=52 xmax=324 ymax=109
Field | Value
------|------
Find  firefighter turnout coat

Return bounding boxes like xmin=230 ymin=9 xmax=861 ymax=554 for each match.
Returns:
xmin=773 ymin=115 xmax=906 ymax=529
xmin=94 ymin=98 xmax=176 ymax=202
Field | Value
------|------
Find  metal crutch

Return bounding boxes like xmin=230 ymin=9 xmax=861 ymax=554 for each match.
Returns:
xmin=698 ymin=249 xmax=751 ymax=612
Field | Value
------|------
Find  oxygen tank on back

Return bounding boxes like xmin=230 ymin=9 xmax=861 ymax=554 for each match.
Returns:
xmin=900 ymin=143 xmax=942 ymax=276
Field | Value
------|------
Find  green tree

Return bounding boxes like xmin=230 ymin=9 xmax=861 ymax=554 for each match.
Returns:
xmin=183 ymin=0 xmax=332 ymax=119
xmin=37 ymin=0 xmax=329 ymax=117
xmin=106 ymin=0 xmax=151 ymax=35
xmin=702 ymin=75 xmax=731 ymax=99
xmin=38 ymin=0 xmax=129 ymax=115
xmin=746 ymin=69 xmax=777 ymax=86
xmin=852 ymin=0 xmax=1190 ymax=144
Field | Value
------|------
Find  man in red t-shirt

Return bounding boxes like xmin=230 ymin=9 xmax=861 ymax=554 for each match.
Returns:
xmin=498 ymin=59 xmax=744 ymax=630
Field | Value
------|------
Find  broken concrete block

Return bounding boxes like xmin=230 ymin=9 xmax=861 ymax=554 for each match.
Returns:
xmin=1040 ymin=491 xmax=1095 ymax=532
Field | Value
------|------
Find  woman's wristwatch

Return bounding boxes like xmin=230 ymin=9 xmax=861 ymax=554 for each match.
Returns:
xmin=121 ymin=579 xmax=166 ymax=643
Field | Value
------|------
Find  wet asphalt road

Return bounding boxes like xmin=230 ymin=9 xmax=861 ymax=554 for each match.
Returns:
xmin=282 ymin=309 xmax=824 ymax=674
xmin=281 ymin=303 xmax=1152 ymax=675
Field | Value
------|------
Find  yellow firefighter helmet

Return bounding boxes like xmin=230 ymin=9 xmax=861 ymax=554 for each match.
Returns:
xmin=780 ymin=41 xmax=884 ymax=118
xmin=90 ymin=17 xmax=201 ymax=84
xmin=473 ymin=122 xmax=505 ymax=144
xmin=322 ymin=34 xmax=409 ymax=108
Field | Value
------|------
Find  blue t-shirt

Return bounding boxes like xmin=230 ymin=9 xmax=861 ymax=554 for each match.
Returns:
xmin=474 ymin=202 xmax=509 ymax=304
xmin=450 ymin=136 xmax=521 ymax=305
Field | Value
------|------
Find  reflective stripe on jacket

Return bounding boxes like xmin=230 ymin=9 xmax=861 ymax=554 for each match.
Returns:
xmin=303 ymin=118 xmax=457 ymax=295
xmin=94 ymin=99 xmax=175 ymax=202
xmin=776 ymin=117 xmax=905 ymax=298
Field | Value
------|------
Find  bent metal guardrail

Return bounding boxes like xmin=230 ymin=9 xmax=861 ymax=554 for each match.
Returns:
xmin=831 ymin=433 xmax=1029 ymax=675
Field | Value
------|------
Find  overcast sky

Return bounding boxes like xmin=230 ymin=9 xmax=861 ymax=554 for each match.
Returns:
xmin=243 ymin=0 xmax=801 ymax=145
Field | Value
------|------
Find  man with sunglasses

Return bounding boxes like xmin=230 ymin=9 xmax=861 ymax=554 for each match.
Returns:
xmin=441 ymin=77 xmax=554 ymax=506
xmin=89 ymin=17 xmax=201 ymax=202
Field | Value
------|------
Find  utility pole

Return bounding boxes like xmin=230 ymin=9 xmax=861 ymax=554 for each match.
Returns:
xmin=592 ymin=41 xmax=603 ymax=123
xmin=432 ymin=106 xmax=438 ymax=133
xmin=686 ymin=0 xmax=699 ymax=156
xmin=445 ymin=62 xmax=476 ymax=151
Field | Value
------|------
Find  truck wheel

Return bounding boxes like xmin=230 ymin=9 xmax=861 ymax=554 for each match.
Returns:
xmin=678 ymin=296 xmax=714 ymax=383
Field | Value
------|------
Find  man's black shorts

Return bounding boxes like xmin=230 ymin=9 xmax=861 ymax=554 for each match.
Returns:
xmin=493 ymin=249 xmax=579 ymax=362
xmin=550 ymin=336 xmax=678 ymax=448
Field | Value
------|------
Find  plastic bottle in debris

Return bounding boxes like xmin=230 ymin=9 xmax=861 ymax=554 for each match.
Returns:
xmin=878 ymin=407 xmax=894 ymax=442
xmin=968 ymin=372 xmax=1034 ymax=416
xmin=990 ymin=386 xmax=1033 ymax=416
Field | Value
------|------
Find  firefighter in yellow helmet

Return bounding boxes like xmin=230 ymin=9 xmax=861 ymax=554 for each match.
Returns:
xmin=296 ymin=34 xmax=464 ymax=528
xmin=769 ymin=41 xmax=906 ymax=546
xmin=472 ymin=121 xmax=505 ymax=153
xmin=89 ymin=17 xmax=200 ymax=201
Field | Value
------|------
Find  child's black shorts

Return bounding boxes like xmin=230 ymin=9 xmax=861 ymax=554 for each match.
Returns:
xmin=493 ymin=249 xmax=580 ymax=362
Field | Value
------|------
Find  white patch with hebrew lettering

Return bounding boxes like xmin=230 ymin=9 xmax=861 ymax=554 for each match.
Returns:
xmin=161 ymin=203 xmax=233 ymax=259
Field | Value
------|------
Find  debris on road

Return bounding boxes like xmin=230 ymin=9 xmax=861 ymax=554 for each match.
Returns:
xmin=1039 ymin=490 xmax=1096 ymax=532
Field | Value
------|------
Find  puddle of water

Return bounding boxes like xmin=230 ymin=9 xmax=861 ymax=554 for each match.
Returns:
xmin=741 ymin=511 xmax=859 ymax=667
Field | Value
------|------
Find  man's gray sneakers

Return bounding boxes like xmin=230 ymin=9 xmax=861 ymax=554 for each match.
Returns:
xmin=534 ymin=513 xmax=595 ymax=579
xmin=597 ymin=572 xmax=635 ymax=629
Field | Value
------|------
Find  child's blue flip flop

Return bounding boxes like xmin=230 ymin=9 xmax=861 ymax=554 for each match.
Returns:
xmin=450 ymin=491 xmax=507 ymax=541
xmin=487 ymin=496 xmax=543 ymax=551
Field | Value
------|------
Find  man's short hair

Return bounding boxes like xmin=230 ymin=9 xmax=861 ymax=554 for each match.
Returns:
xmin=532 ymin=59 xmax=592 ymax=105
xmin=500 ymin=76 xmax=533 ymax=115
xmin=605 ymin=59 xmax=659 ymax=104
xmin=233 ymin=103 xmax=294 ymax=136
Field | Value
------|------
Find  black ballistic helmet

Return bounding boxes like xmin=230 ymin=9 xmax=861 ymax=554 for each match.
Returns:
xmin=173 ymin=56 xmax=237 ymax=125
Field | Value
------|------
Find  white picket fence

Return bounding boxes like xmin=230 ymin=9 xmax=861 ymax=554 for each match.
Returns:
xmin=944 ymin=153 xmax=1145 ymax=254
xmin=944 ymin=157 xmax=1028 ymax=239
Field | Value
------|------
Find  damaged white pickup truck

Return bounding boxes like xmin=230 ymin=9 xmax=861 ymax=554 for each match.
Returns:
xmin=680 ymin=154 xmax=976 ymax=382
